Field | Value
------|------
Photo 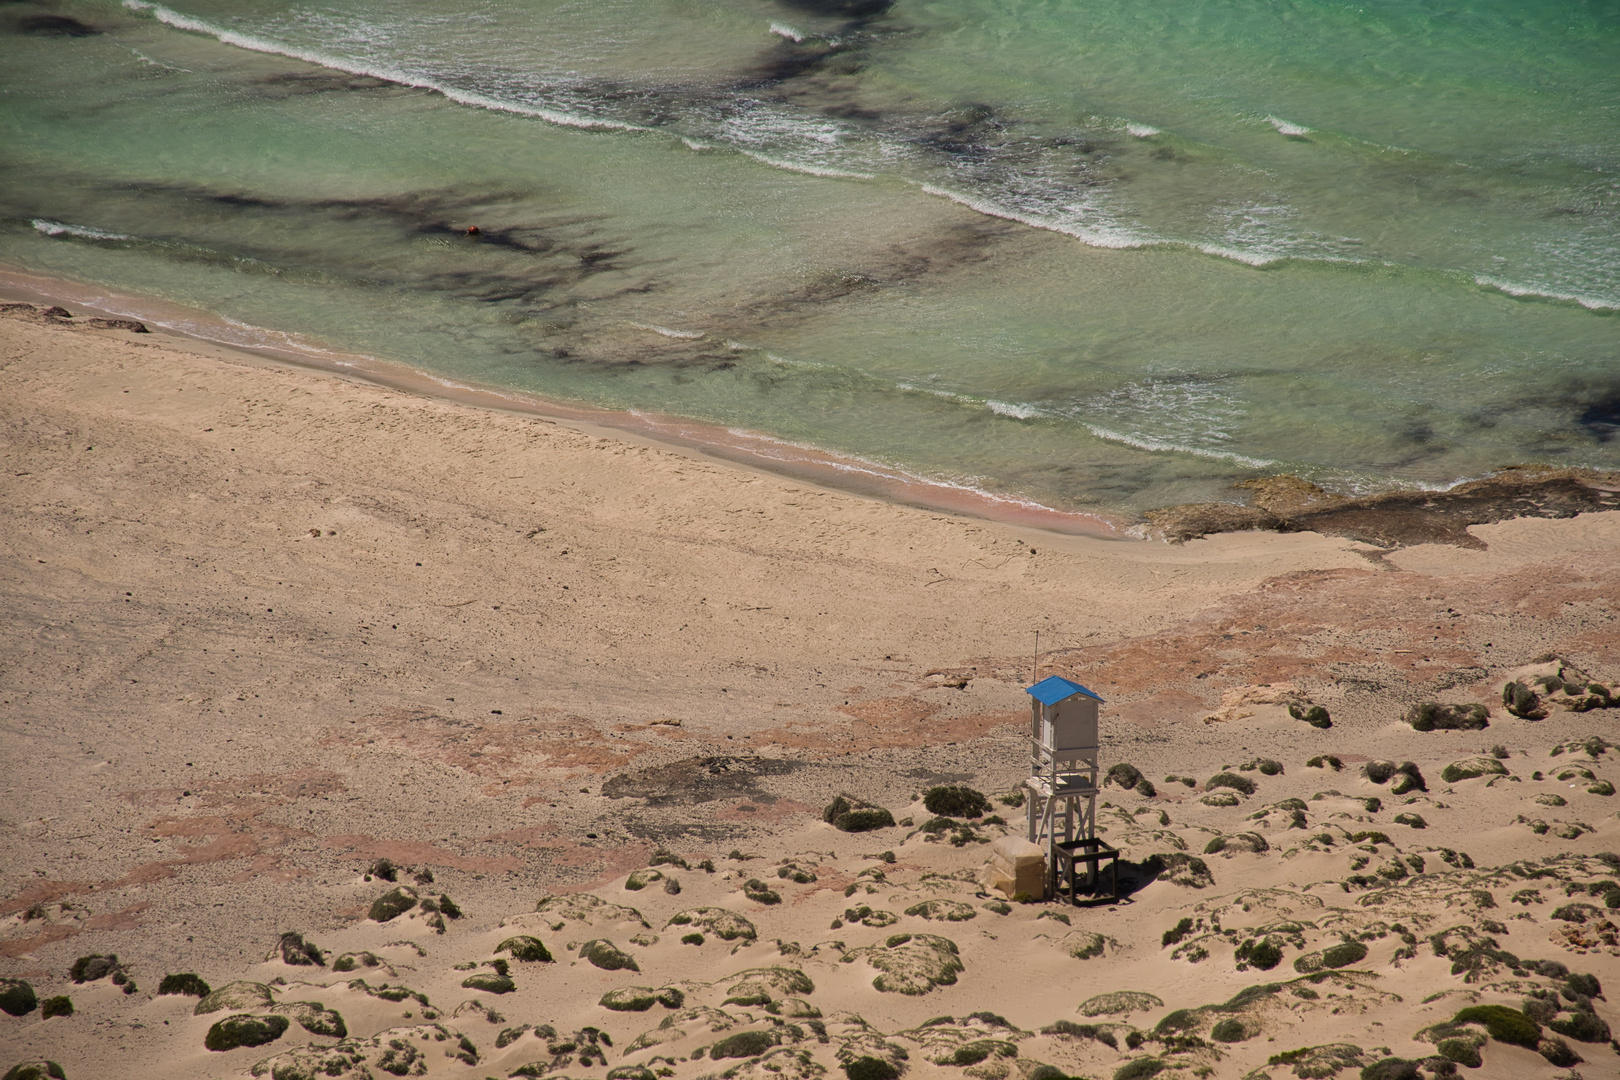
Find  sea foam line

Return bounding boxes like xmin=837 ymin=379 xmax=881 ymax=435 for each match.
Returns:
xmin=629 ymin=321 xmax=705 ymax=340
xmin=122 ymin=0 xmax=643 ymax=133
xmin=1474 ymin=275 xmax=1617 ymax=312
xmin=735 ymin=149 xmax=875 ymax=180
xmin=768 ymin=21 xmax=805 ymax=42
xmin=32 ymin=219 xmax=133 ymax=242
xmin=1265 ymin=115 xmax=1312 ymax=138
xmin=1082 ymin=423 xmax=1278 ymax=469
xmin=915 ymin=183 xmax=1149 ymax=251
xmin=122 ymin=2 xmax=1362 ymax=274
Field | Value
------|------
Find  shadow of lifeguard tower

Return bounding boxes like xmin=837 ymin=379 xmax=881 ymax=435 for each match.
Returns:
xmin=1024 ymin=675 xmax=1120 ymax=903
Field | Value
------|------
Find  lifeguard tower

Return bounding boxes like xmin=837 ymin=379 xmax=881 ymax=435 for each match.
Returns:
xmin=1024 ymin=675 xmax=1119 ymax=903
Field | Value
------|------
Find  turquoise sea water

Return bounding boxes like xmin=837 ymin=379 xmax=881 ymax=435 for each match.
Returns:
xmin=2 ymin=0 xmax=1616 ymax=516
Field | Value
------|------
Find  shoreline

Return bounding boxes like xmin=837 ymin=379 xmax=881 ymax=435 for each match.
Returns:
xmin=0 ymin=264 xmax=1126 ymax=540
xmin=5 ymin=262 xmax=1617 ymax=555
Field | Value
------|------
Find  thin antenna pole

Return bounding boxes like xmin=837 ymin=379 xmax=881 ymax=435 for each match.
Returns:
xmin=1032 ymin=630 xmax=1039 ymax=684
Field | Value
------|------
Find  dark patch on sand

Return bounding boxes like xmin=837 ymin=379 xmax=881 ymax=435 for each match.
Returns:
xmin=601 ymin=755 xmax=802 ymax=806
xmin=1145 ymin=468 xmax=1620 ymax=549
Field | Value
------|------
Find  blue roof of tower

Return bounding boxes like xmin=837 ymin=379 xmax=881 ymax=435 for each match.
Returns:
xmin=1025 ymin=675 xmax=1104 ymax=706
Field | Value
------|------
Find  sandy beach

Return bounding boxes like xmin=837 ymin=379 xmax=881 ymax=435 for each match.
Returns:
xmin=3 ymin=305 xmax=1619 ymax=1080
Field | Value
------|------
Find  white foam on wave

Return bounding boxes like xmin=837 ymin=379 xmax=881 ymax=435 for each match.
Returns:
xmin=32 ymin=219 xmax=133 ymax=242
xmin=1193 ymin=242 xmax=1284 ymax=268
xmin=629 ymin=321 xmax=705 ymax=340
xmin=898 ymin=383 xmax=971 ymax=403
xmin=1082 ymin=423 xmax=1278 ymax=469
xmin=127 ymin=46 xmax=189 ymax=71
xmin=769 ymin=21 xmax=806 ymax=42
xmin=213 ymin=314 xmax=373 ymax=363
xmin=122 ymin=0 xmax=643 ymax=133
xmin=986 ymin=400 xmax=1041 ymax=420
xmin=896 ymin=383 xmax=1044 ymax=421
xmin=735 ymin=149 xmax=875 ymax=180
xmin=1265 ymin=115 xmax=1312 ymax=138
xmin=1125 ymin=123 xmax=1161 ymax=138
xmin=915 ymin=183 xmax=1149 ymax=251
xmin=1474 ymin=275 xmax=1617 ymax=312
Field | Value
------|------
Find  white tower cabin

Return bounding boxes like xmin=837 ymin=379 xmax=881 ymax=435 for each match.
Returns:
xmin=1024 ymin=675 xmax=1119 ymax=903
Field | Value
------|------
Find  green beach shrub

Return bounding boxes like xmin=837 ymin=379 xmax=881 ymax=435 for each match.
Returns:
xmin=1452 ymin=1004 xmax=1541 ymax=1047
xmin=923 ymin=785 xmax=990 ymax=818
xmin=1206 ymin=772 xmax=1256 ymax=796
xmin=0 ymin=981 xmax=38 ymax=1018
xmin=158 ymin=973 xmax=210 ymax=998
xmin=842 ymin=1057 xmax=900 ymax=1080
xmin=1440 ymin=756 xmax=1508 ymax=783
xmin=496 ymin=935 xmax=553 ymax=963
xmin=1211 ymin=1017 xmax=1256 ymax=1043
xmin=1407 ymin=702 xmax=1489 ymax=731
xmin=203 ymin=1013 xmax=289 ymax=1052
xmin=1289 ymin=703 xmax=1332 ymax=728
